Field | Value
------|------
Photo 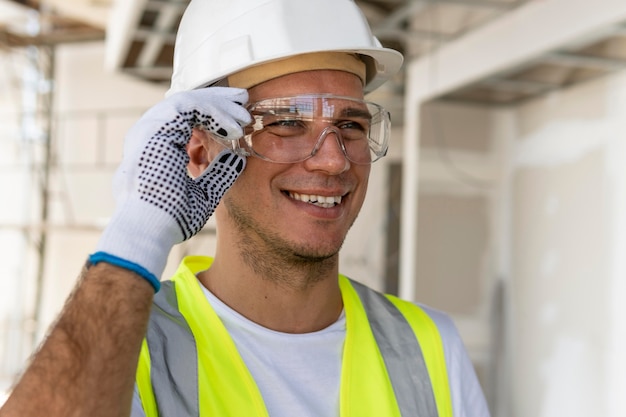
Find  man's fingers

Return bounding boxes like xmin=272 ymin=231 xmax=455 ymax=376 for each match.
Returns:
xmin=195 ymin=150 xmax=246 ymax=208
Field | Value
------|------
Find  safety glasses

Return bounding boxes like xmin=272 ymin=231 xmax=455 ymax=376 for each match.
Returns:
xmin=233 ymin=94 xmax=390 ymax=164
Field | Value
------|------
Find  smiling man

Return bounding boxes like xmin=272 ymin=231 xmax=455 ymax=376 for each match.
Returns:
xmin=0 ymin=1 xmax=489 ymax=416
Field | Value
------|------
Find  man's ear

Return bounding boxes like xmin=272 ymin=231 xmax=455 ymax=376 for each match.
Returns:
xmin=187 ymin=128 xmax=217 ymax=177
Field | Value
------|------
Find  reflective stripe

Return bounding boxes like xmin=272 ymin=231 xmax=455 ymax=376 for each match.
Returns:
xmin=387 ymin=295 xmax=453 ymax=417
xmin=144 ymin=280 xmax=200 ymax=417
xmin=136 ymin=339 xmax=157 ymax=417
xmin=137 ymin=256 xmax=451 ymax=417
xmin=173 ymin=258 xmax=268 ymax=417
xmin=138 ymin=257 xmax=268 ymax=417
xmin=339 ymin=276 xmax=402 ymax=417
xmin=350 ymin=279 xmax=439 ymax=416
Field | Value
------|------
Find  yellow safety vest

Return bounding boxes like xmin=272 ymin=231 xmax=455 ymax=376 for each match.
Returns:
xmin=136 ymin=256 xmax=453 ymax=417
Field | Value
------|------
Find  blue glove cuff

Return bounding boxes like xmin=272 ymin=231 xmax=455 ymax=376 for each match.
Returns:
xmin=89 ymin=251 xmax=161 ymax=293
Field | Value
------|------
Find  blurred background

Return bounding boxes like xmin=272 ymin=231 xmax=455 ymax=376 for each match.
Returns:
xmin=2 ymin=0 xmax=626 ymax=415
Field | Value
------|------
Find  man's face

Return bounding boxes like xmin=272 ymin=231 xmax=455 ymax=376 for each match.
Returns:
xmin=218 ymin=70 xmax=371 ymax=263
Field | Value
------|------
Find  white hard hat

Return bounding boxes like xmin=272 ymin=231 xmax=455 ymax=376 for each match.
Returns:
xmin=167 ymin=0 xmax=403 ymax=96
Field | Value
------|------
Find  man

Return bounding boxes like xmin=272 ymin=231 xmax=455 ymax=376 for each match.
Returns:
xmin=0 ymin=0 xmax=489 ymax=416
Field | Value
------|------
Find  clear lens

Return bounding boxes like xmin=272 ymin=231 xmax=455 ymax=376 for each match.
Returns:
xmin=244 ymin=95 xmax=390 ymax=164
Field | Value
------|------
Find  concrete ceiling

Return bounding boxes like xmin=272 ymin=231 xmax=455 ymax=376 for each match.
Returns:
xmin=0 ymin=0 xmax=106 ymax=49
xmin=3 ymin=0 xmax=626 ymax=112
xmin=102 ymin=0 xmax=534 ymax=94
xmin=438 ymin=23 xmax=626 ymax=105
xmin=0 ymin=0 xmax=532 ymax=81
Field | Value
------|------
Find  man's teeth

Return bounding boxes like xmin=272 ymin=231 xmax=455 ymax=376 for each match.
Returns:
xmin=289 ymin=192 xmax=342 ymax=208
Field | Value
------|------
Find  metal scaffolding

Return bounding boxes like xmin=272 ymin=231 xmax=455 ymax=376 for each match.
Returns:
xmin=0 ymin=1 xmax=105 ymax=381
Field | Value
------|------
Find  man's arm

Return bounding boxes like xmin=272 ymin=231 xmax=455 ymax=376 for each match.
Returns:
xmin=0 ymin=263 xmax=153 ymax=417
xmin=0 ymin=87 xmax=250 ymax=417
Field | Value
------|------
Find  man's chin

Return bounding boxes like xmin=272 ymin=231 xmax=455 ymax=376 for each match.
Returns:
xmin=287 ymin=241 xmax=344 ymax=266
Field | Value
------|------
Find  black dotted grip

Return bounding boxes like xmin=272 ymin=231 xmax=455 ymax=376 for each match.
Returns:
xmin=136 ymin=110 xmax=245 ymax=241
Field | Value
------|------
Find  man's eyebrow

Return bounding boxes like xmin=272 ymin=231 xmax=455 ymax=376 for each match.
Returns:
xmin=254 ymin=103 xmax=372 ymax=119
xmin=339 ymin=107 xmax=372 ymax=120
xmin=258 ymin=104 xmax=314 ymax=114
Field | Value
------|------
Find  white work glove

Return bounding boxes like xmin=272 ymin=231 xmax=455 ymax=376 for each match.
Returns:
xmin=90 ymin=87 xmax=251 ymax=291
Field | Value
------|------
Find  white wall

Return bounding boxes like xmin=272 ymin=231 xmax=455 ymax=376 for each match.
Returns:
xmin=399 ymin=1 xmax=626 ymax=411
xmin=509 ymin=72 xmax=626 ymax=417
xmin=410 ymin=70 xmax=626 ymax=417
xmin=414 ymin=100 xmax=512 ymax=406
xmin=0 ymin=48 xmax=31 ymax=386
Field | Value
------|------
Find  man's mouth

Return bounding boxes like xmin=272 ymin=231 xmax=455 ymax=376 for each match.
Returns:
xmin=287 ymin=192 xmax=343 ymax=208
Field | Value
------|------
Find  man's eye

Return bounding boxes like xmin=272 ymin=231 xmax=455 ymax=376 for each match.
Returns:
xmin=264 ymin=118 xmax=306 ymax=136
xmin=337 ymin=120 xmax=369 ymax=141
xmin=270 ymin=119 xmax=302 ymax=128
xmin=338 ymin=120 xmax=368 ymax=132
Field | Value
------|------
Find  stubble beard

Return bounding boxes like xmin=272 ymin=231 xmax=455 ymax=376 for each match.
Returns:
xmin=225 ymin=198 xmax=350 ymax=290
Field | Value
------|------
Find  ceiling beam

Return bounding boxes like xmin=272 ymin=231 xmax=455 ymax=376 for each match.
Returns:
xmin=407 ymin=0 xmax=626 ymax=102
xmin=374 ymin=0 xmax=430 ymax=31
xmin=123 ymin=65 xmax=172 ymax=80
xmin=136 ymin=3 xmax=180 ymax=68
xmin=543 ymin=51 xmax=626 ymax=71
xmin=374 ymin=27 xmax=456 ymax=43
xmin=479 ymin=76 xmax=558 ymax=94
xmin=434 ymin=0 xmax=523 ymax=10
xmin=371 ymin=0 xmax=528 ymax=45
xmin=134 ymin=28 xmax=176 ymax=43
xmin=4 ymin=0 xmax=40 ymax=10
xmin=0 ymin=13 xmax=105 ymax=48
xmin=144 ymin=0 xmax=188 ymax=12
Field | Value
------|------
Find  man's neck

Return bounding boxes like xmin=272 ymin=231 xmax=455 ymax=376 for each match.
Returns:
xmin=197 ymin=253 xmax=343 ymax=334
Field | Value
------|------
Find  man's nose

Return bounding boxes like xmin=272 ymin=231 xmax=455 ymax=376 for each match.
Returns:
xmin=304 ymin=127 xmax=350 ymax=174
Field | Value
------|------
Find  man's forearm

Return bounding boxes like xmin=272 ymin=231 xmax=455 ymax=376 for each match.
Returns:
xmin=0 ymin=262 xmax=154 ymax=417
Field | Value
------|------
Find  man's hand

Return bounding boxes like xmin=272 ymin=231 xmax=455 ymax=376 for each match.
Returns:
xmin=92 ymin=87 xmax=251 ymax=290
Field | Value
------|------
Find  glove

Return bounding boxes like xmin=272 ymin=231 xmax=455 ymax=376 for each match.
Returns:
xmin=90 ymin=87 xmax=251 ymax=291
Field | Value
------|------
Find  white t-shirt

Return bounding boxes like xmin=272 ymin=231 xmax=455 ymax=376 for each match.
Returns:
xmin=132 ymin=281 xmax=490 ymax=417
